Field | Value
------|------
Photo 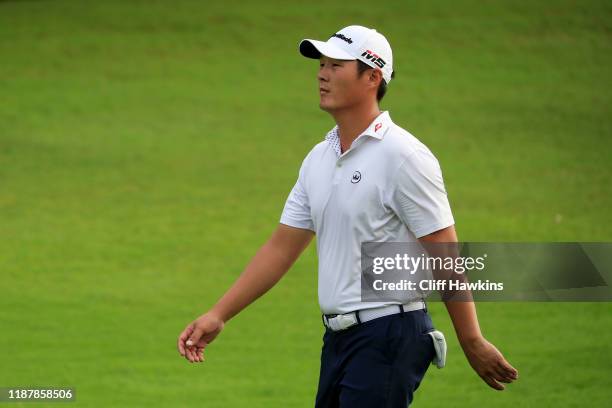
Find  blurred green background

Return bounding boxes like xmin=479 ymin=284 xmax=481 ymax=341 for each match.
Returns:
xmin=1 ymin=0 xmax=611 ymax=406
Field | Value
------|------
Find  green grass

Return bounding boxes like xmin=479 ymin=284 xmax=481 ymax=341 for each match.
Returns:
xmin=1 ymin=0 xmax=611 ymax=406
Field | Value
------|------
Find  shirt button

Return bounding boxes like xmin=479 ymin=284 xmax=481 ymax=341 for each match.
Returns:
xmin=337 ymin=162 xmax=342 ymax=168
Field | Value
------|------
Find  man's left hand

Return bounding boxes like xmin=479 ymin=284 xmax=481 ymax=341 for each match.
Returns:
xmin=462 ymin=336 xmax=519 ymax=390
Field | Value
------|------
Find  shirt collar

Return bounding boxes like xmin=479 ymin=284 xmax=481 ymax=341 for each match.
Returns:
xmin=362 ymin=110 xmax=392 ymax=140
xmin=325 ymin=111 xmax=392 ymax=156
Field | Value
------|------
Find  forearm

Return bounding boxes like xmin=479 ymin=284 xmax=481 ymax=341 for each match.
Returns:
xmin=210 ymin=241 xmax=295 ymax=322
xmin=210 ymin=225 xmax=313 ymax=323
xmin=418 ymin=226 xmax=484 ymax=347
xmin=444 ymin=300 xmax=483 ymax=349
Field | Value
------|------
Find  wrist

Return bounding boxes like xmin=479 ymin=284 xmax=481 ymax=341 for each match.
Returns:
xmin=208 ymin=307 xmax=229 ymax=324
xmin=458 ymin=333 xmax=485 ymax=352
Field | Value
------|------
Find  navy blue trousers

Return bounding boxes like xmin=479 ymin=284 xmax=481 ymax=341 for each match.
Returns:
xmin=315 ymin=309 xmax=436 ymax=408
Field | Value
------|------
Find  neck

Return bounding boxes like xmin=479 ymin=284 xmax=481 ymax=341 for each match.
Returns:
xmin=331 ymin=101 xmax=382 ymax=153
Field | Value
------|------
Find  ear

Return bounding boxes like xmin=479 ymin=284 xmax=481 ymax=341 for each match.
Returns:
xmin=368 ymin=68 xmax=383 ymax=90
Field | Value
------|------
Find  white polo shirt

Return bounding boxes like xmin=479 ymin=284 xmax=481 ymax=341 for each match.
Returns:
xmin=280 ymin=110 xmax=455 ymax=314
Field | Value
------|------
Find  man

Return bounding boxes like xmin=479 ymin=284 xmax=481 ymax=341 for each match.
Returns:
xmin=177 ymin=25 xmax=518 ymax=407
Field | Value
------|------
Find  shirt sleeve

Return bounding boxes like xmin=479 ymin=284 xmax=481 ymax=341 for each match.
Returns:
xmin=280 ymin=154 xmax=315 ymax=232
xmin=388 ymin=147 xmax=455 ymax=238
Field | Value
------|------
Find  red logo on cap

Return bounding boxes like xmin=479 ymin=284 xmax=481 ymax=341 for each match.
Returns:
xmin=375 ymin=123 xmax=382 ymax=132
xmin=361 ymin=50 xmax=387 ymax=69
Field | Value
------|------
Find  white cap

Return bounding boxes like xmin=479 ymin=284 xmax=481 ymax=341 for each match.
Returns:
xmin=299 ymin=25 xmax=394 ymax=84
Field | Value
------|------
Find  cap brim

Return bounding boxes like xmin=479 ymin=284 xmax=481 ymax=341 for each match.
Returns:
xmin=299 ymin=39 xmax=356 ymax=60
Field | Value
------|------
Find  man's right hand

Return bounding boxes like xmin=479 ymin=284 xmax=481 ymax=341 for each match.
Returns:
xmin=177 ymin=312 xmax=225 ymax=363
xmin=176 ymin=224 xmax=313 ymax=364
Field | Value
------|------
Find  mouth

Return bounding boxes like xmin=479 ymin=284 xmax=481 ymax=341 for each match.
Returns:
xmin=319 ymin=88 xmax=330 ymax=95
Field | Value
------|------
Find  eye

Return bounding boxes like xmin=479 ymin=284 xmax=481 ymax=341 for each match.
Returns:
xmin=333 ymin=63 xmax=341 ymax=67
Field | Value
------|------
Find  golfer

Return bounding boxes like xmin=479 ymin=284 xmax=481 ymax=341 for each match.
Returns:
xmin=177 ymin=25 xmax=518 ymax=407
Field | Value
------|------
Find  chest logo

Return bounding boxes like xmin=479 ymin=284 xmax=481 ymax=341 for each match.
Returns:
xmin=351 ymin=171 xmax=362 ymax=184
xmin=374 ymin=123 xmax=382 ymax=132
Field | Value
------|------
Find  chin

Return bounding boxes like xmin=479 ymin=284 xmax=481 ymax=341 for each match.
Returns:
xmin=319 ymin=100 xmax=335 ymax=112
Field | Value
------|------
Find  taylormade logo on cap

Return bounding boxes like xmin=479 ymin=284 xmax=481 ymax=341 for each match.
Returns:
xmin=299 ymin=25 xmax=394 ymax=84
xmin=331 ymin=33 xmax=353 ymax=44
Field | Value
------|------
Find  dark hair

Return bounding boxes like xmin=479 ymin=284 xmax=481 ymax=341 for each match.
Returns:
xmin=356 ymin=60 xmax=395 ymax=102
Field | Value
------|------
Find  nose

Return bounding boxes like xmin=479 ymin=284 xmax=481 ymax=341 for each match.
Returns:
xmin=318 ymin=62 xmax=329 ymax=83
